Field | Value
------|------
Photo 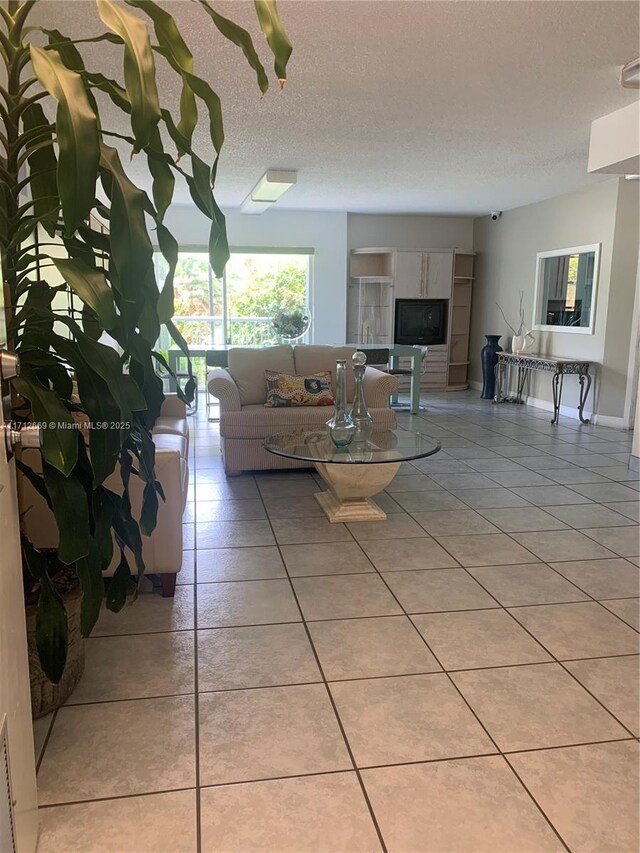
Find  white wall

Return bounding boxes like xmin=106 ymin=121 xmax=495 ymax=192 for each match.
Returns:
xmin=347 ymin=213 xmax=474 ymax=252
xmin=162 ymin=206 xmax=348 ymax=345
xmin=471 ymin=179 xmax=639 ymax=422
xmin=162 ymin=207 xmax=476 ymax=345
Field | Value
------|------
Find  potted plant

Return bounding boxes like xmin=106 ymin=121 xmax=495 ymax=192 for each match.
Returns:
xmin=0 ymin=0 xmax=292 ymax=694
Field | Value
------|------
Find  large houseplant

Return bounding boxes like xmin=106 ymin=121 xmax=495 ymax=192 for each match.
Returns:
xmin=0 ymin=0 xmax=291 ymax=683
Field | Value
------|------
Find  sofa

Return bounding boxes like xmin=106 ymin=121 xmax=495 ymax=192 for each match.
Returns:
xmin=20 ymin=395 xmax=189 ymax=597
xmin=207 ymin=344 xmax=399 ymax=475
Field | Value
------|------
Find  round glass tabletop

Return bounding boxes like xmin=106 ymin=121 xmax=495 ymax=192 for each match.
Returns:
xmin=264 ymin=430 xmax=441 ymax=465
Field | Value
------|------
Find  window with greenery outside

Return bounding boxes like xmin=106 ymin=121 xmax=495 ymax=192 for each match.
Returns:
xmin=156 ymin=251 xmax=310 ymax=384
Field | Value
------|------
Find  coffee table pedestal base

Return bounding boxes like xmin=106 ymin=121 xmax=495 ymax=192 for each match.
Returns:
xmin=314 ymin=461 xmax=401 ymax=522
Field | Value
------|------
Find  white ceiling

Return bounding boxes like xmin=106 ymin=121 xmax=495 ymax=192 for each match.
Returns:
xmin=34 ymin=0 xmax=640 ymax=215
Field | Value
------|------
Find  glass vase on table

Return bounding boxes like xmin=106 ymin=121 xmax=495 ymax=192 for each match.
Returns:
xmin=350 ymin=351 xmax=373 ymax=445
xmin=326 ymin=359 xmax=356 ymax=448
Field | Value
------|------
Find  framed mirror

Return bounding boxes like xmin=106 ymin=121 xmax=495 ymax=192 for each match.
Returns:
xmin=533 ymin=243 xmax=600 ymax=334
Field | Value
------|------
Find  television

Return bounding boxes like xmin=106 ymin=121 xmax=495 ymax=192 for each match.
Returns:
xmin=394 ymin=299 xmax=448 ymax=345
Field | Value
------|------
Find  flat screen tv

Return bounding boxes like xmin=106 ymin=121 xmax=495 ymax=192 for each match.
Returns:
xmin=394 ymin=299 xmax=448 ymax=345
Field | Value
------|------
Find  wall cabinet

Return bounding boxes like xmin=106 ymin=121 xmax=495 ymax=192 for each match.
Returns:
xmin=394 ymin=250 xmax=453 ymax=301
xmin=348 ymin=247 xmax=475 ymax=391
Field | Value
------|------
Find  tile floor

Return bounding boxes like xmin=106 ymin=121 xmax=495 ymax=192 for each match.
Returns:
xmin=34 ymin=391 xmax=639 ymax=852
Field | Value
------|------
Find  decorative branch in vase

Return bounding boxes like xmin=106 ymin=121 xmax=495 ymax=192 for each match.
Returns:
xmin=496 ymin=292 xmax=536 ymax=354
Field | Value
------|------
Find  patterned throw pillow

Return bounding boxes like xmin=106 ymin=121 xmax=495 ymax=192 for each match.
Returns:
xmin=264 ymin=370 xmax=335 ymax=407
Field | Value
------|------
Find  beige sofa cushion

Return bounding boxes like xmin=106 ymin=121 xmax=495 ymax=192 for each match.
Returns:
xmin=227 ymin=345 xmax=295 ymax=405
xmin=153 ymin=416 xmax=188 ymax=438
xmin=221 ymin=403 xmax=397 ymax=440
xmin=293 ymin=345 xmax=357 ymax=400
xmin=152 ymin=432 xmax=188 ymax=459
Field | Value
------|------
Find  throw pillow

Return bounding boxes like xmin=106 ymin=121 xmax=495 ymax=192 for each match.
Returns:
xmin=264 ymin=370 xmax=335 ymax=407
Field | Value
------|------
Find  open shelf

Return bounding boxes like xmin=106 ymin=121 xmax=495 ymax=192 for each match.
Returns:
xmin=350 ymin=276 xmax=394 ymax=283
xmin=349 ymin=250 xmax=394 ymax=279
xmin=453 ymin=252 xmax=475 ymax=279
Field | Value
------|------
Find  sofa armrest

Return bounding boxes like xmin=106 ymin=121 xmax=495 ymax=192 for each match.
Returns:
xmin=363 ymin=366 xmax=399 ymax=408
xmin=208 ymin=368 xmax=242 ymax=412
xmin=20 ymin=447 xmax=185 ymax=576
xmin=159 ymin=393 xmax=187 ymax=419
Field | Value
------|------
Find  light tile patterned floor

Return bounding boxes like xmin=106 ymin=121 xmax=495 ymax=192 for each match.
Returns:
xmin=35 ymin=392 xmax=639 ymax=852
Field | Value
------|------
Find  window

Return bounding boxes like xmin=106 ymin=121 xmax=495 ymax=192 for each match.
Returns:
xmin=225 ymin=252 xmax=311 ymax=345
xmin=154 ymin=249 xmax=313 ymax=375
xmin=533 ymin=244 xmax=600 ymax=335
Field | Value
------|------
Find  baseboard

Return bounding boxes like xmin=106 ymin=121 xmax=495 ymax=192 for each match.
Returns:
xmin=521 ymin=396 xmax=629 ymax=429
xmin=520 ymin=394 xmax=594 ymax=424
xmin=469 ymin=382 xmax=590 ymax=422
xmin=591 ymin=413 xmax=629 ymax=429
xmin=463 ymin=380 xmax=629 ymax=429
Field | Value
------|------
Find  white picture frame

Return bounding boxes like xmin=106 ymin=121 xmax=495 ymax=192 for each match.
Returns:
xmin=532 ymin=243 xmax=600 ymax=335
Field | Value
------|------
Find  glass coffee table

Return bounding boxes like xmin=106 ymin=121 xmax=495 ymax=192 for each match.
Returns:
xmin=265 ymin=430 xmax=441 ymax=522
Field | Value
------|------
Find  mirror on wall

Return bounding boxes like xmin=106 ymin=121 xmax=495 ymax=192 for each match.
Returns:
xmin=533 ymin=243 xmax=600 ymax=334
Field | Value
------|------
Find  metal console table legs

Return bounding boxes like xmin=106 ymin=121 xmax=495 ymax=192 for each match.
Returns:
xmin=494 ymin=353 xmax=594 ymax=425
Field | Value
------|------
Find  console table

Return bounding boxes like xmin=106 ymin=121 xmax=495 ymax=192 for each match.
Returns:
xmin=494 ymin=353 xmax=594 ymax=425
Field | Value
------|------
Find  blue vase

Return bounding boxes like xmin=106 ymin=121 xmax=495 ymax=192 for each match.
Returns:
xmin=481 ymin=335 xmax=503 ymax=399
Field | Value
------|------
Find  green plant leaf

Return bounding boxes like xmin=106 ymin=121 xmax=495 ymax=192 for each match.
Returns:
xmin=53 ymin=257 xmax=118 ymax=330
xmin=73 ymin=333 xmax=140 ymax=420
xmin=85 ymin=69 xmax=130 ymax=112
xmin=15 ymin=459 xmax=52 ymax=511
xmin=21 ymin=350 xmax=74 ymax=401
xmin=179 ymin=69 xmax=224 ymax=155
xmin=146 ymin=128 xmax=175 ymax=221
xmin=21 ymin=102 xmax=58 ymax=234
xmin=50 ymin=334 xmax=123 ymax=484
xmin=105 ymin=549 xmax=131 ymax=612
xmin=108 ymin=472 xmax=145 ymax=577
xmin=198 ymin=0 xmax=269 ymax=94
xmin=22 ymin=537 xmax=68 ymax=684
xmin=42 ymin=461 xmax=91 ymax=565
xmin=126 ymin=0 xmax=198 ymax=146
xmin=12 ymin=369 xmax=78 ymax=475
xmin=16 ymin=279 xmax=54 ymax=351
xmin=29 ymin=44 xmax=100 ymax=233
xmin=74 ymin=538 xmax=105 ymax=637
xmin=96 ymin=0 xmax=161 ymax=149
xmin=93 ymin=486 xmax=115 ymax=571
xmin=139 ymin=480 xmax=158 ymax=536
xmin=81 ymin=304 xmax=102 ymax=341
xmin=181 ymin=148 xmax=229 ymax=275
xmin=253 ymin=0 xmax=292 ymax=85
xmin=99 ymin=143 xmax=156 ymax=337
xmin=155 ymin=219 xmax=178 ymax=323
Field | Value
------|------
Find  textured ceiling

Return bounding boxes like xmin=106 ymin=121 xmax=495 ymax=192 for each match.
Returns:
xmin=33 ymin=0 xmax=640 ymax=214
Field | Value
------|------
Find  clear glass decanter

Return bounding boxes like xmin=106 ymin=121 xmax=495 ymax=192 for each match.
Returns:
xmin=326 ymin=359 xmax=356 ymax=448
xmin=350 ymin=351 xmax=373 ymax=444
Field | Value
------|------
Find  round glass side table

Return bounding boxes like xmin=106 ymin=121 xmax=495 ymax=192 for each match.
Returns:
xmin=265 ymin=430 xmax=440 ymax=522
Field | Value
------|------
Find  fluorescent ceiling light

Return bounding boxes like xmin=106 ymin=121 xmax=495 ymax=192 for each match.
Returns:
xmin=625 ymin=174 xmax=640 ymax=180
xmin=240 ymin=170 xmax=297 ymax=214
xmin=621 ymin=57 xmax=640 ymax=89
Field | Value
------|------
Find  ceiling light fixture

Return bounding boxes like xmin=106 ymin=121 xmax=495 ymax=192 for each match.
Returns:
xmin=624 ymin=174 xmax=640 ymax=180
xmin=240 ymin=169 xmax=297 ymax=214
xmin=620 ymin=57 xmax=640 ymax=89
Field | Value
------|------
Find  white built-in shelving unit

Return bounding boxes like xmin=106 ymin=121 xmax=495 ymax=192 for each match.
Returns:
xmin=347 ymin=247 xmax=475 ymax=391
